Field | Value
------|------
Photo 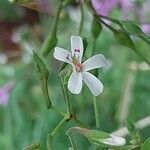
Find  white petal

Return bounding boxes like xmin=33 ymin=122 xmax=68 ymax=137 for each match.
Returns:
xmin=82 ymin=54 xmax=108 ymax=72
xmin=68 ymin=72 xmax=82 ymax=94
xmin=100 ymin=135 xmax=126 ymax=146
xmin=54 ymin=47 xmax=72 ymax=64
xmin=82 ymin=72 xmax=103 ymax=96
xmin=71 ymin=35 xmax=83 ymax=63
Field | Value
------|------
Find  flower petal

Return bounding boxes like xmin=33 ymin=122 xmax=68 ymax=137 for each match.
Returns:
xmin=82 ymin=72 xmax=103 ymax=96
xmin=82 ymin=54 xmax=108 ymax=72
xmin=100 ymin=134 xmax=126 ymax=146
xmin=54 ymin=47 xmax=72 ymax=64
xmin=71 ymin=35 xmax=83 ymax=63
xmin=68 ymin=72 xmax=82 ymax=94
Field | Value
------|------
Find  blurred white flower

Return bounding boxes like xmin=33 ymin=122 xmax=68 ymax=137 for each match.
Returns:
xmin=54 ymin=35 xmax=108 ymax=96
xmin=0 ymin=53 xmax=8 ymax=64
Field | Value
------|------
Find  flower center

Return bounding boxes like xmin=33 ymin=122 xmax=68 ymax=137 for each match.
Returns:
xmin=75 ymin=63 xmax=82 ymax=72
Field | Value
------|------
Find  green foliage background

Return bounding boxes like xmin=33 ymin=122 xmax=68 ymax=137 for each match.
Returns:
xmin=0 ymin=0 xmax=150 ymax=149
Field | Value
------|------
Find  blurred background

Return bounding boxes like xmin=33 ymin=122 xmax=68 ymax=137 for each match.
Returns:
xmin=0 ymin=0 xmax=150 ymax=149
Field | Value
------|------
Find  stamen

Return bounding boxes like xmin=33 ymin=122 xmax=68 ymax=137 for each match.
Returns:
xmin=74 ymin=49 xmax=80 ymax=52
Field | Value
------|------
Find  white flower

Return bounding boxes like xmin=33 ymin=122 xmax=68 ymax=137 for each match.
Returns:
xmin=54 ymin=35 xmax=108 ymax=96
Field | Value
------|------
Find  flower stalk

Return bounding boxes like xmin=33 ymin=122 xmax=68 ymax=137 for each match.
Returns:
xmin=60 ymin=77 xmax=72 ymax=115
xmin=93 ymin=96 xmax=100 ymax=128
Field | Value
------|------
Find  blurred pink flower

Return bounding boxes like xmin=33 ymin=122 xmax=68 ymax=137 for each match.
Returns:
xmin=119 ymin=0 xmax=134 ymax=19
xmin=0 ymin=80 xmax=15 ymax=107
xmin=37 ymin=0 xmax=51 ymax=14
xmin=91 ymin=0 xmax=119 ymax=16
xmin=141 ymin=24 xmax=150 ymax=34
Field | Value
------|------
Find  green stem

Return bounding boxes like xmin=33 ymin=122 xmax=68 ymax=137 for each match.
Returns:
xmin=79 ymin=4 xmax=84 ymax=35
xmin=51 ymin=117 xmax=67 ymax=136
xmin=93 ymin=96 xmax=100 ymax=128
xmin=60 ymin=77 xmax=72 ymax=115
xmin=53 ymin=2 xmax=62 ymax=33
xmin=92 ymin=38 xmax=96 ymax=55
xmin=40 ymin=2 xmax=62 ymax=56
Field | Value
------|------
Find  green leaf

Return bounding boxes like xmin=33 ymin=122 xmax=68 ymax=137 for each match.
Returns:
xmin=141 ymin=138 xmax=150 ymax=150
xmin=97 ymin=16 xmax=150 ymax=64
xmin=59 ymin=65 xmax=71 ymax=83
xmin=33 ymin=52 xmax=48 ymax=79
xmin=126 ymin=120 xmax=136 ymax=133
xmin=33 ymin=52 xmax=52 ymax=109
xmin=119 ymin=20 xmax=143 ymax=36
xmin=114 ymin=30 xmax=150 ymax=65
xmin=99 ymin=16 xmax=150 ymax=45
xmin=138 ymin=34 xmax=150 ymax=45
xmin=119 ymin=20 xmax=150 ymax=45
xmin=126 ymin=120 xmax=141 ymax=145
xmin=114 ymin=30 xmax=135 ymax=50
xmin=91 ymin=17 xmax=102 ymax=39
